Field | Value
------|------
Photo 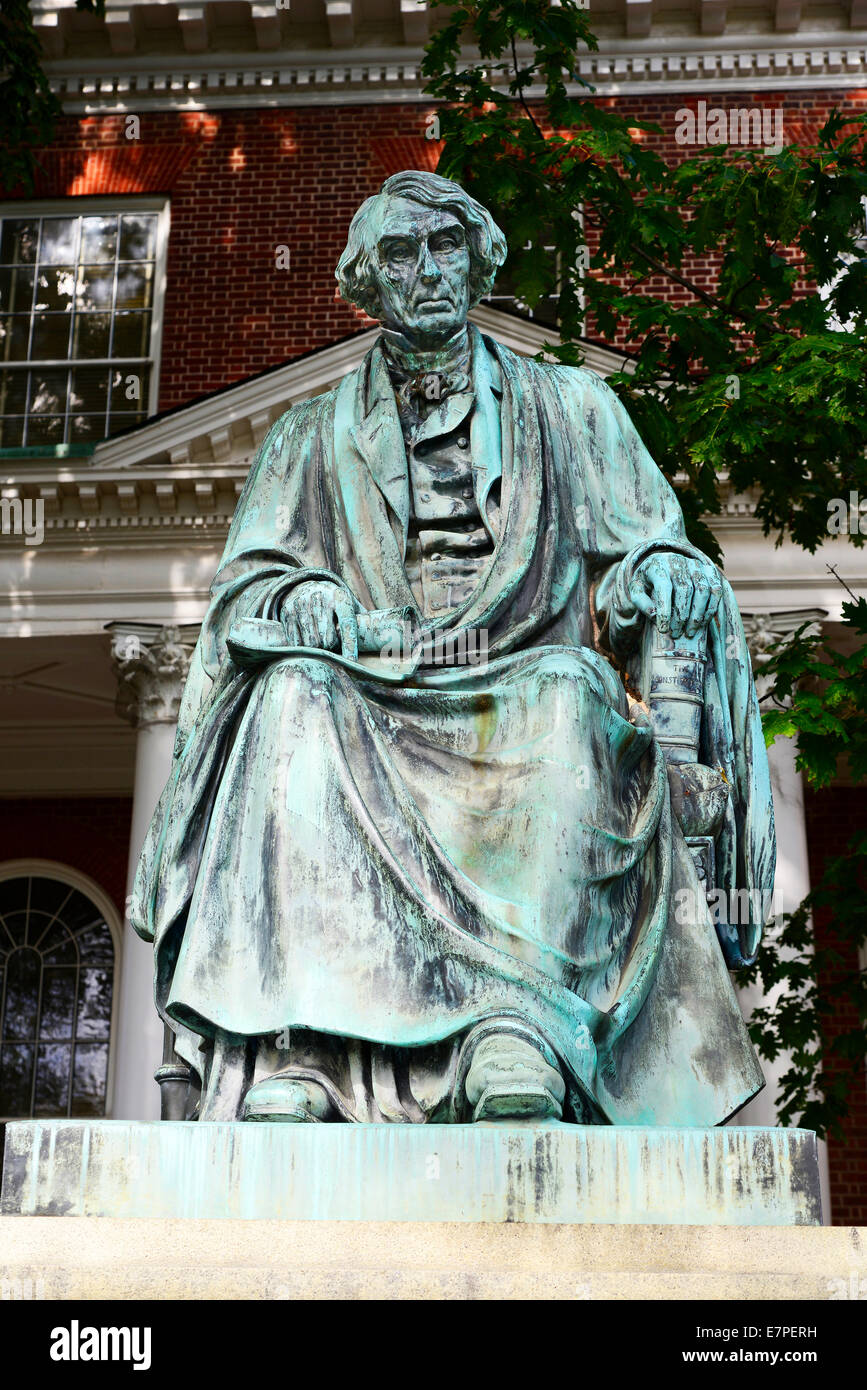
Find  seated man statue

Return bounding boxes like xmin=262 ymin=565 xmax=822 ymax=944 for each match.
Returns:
xmin=131 ymin=170 xmax=774 ymax=1128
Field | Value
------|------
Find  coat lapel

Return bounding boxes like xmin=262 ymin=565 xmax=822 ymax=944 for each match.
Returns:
xmin=333 ymin=350 xmax=415 ymax=610
xmin=469 ymin=328 xmax=503 ymax=534
xmin=348 ymin=348 xmax=410 ymax=553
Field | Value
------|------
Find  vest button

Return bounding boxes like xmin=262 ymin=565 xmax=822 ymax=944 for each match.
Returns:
xmin=457 ymin=437 xmax=469 ymax=449
xmin=430 ymin=552 xmax=442 ymax=561
xmin=462 ymin=487 xmax=473 ymax=499
xmin=420 ymin=492 xmax=431 ymax=502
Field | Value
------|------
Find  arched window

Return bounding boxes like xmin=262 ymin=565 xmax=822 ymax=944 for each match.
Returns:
xmin=0 ymin=866 xmax=120 ymax=1119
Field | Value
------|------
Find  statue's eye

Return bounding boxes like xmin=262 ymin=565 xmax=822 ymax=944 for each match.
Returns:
xmin=387 ymin=241 xmax=415 ymax=262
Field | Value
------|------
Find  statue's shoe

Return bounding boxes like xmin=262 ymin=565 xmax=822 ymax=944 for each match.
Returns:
xmin=242 ymin=1074 xmax=334 ymax=1123
xmin=462 ymin=1024 xmax=566 ymax=1123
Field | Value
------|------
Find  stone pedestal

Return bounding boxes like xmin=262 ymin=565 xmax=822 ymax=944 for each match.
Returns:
xmin=1 ymin=1120 xmax=822 ymax=1225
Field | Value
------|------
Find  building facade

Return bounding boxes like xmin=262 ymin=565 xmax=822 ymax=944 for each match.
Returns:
xmin=1 ymin=0 xmax=865 ymax=1222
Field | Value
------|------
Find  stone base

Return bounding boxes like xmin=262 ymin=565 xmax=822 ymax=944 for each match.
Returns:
xmin=0 ymin=1217 xmax=861 ymax=1300
xmin=1 ymin=1119 xmax=822 ymax=1225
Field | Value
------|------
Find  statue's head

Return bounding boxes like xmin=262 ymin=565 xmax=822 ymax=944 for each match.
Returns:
xmin=336 ymin=170 xmax=507 ymax=347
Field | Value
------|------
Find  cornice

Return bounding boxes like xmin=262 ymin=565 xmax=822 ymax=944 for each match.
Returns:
xmin=42 ymin=34 xmax=867 ymax=114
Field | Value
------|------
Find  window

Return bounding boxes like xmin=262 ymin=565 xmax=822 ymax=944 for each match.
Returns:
xmin=0 ymin=870 xmax=118 ymax=1119
xmin=0 ymin=199 xmax=168 ymax=448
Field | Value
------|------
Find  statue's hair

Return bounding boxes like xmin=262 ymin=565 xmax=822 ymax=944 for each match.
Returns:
xmin=335 ymin=170 xmax=508 ymax=317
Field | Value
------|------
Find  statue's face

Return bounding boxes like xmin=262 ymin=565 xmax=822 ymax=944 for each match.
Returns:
xmin=372 ymin=198 xmax=471 ymax=346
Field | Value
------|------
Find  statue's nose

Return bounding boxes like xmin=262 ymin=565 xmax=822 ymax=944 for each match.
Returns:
xmin=418 ymin=245 xmax=442 ymax=282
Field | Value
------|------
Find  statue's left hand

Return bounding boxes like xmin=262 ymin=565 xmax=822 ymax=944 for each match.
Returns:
xmin=627 ymin=552 xmax=722 ymax=640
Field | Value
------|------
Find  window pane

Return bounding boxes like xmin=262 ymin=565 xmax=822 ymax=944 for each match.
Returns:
xmin=28 ymin=876 xmax=71 ymax=918
xmin=115 ymin=263 xmax=153 ymax=311
xmin=112 ymin=310 xmax=150 ymax=358
xmin=76 ymin=266 xmax=115 ymax=312
xmin=33 ymin=266 xmax=76 ymax=314
xmin=40 ymin=968 xmax=76 ymax=1040
xmin=72 ymin=312 xmax=111 ymax=358
xmin=0 ymin=911 xmax=27 ymax=946
xmin=40 ymin=923 xmax=78 ymax=964
xmin=25 ymin=414 xmax=65 ymax=446
xmin=31 ymin=313 xmax=72 ymax=360
xmin=59 ymin=890 xmax=102 ymax=935
xmin=0 ymin=1043 xmax=35 ymax=1115
xmin=3 ymin=948 xmax=40 ymax=1040
xmin=119 ymin=213 xmax=157 ymax=262
xmin=29 ymin=369 xmax=68 ymax=415
xmin=77 ymin=924 xmax=114 ymax=963
xmin=76 ymin=968 xmax=112 ymax=1040
xmin=0 ymin=267 xmax=35 ymax=314
xmin=70 ymin=365 xmax=110 ymax=416
xmin=0 ymin=416 xmax=24 ymax=447
xmin=39 ymin=218 xmax=78 ymax=266
xmin=69 ymin=414 xmax=107 ymax=443
xmin=34 ymin=1042 xmax=70 ymax=1116
xmin=0 ymin=220 xmax=39 ymax=265
xmin=80 ymin=215 xmax=117 ymax=264
xmin=0 ymin=369 xmax=29 ymax=415
xmin=108 ymin=413 xmax=146 ymax=434
xmin=0 ymin=315 xmax=32 ymax=361
xmin=71 ymin=1042 xmax=108 ymax=1116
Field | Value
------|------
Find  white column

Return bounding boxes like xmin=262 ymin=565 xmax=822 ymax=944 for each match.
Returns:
xmin=733 ymin=611 xmax=832 ymax=1221
xmin=108 ymin=624 xmax=195 ymax=1121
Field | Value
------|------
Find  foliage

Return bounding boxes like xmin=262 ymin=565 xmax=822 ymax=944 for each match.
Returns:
xmin=422 ymin=0 xmax=867 ymax=562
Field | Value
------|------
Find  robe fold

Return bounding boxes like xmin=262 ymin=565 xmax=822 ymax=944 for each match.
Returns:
xmin=130 ymin=325 xmax=773 ymax=1126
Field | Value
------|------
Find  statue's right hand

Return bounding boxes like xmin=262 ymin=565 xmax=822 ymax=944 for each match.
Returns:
xmin=278 ymin=581 xmax=359 ymax=660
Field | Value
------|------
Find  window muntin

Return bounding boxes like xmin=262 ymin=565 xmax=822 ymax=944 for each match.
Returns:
xmin=0 ymin=874 xmax=115 ymax=1119
xmin=0 ymin=209 xmax=161 ymax=448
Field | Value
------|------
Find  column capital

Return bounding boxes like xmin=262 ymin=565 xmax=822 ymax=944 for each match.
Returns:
xmin=109 ymin=622 xmax=199 ymax=728
xmin=741 ymin=608 xmax=826 ymax=669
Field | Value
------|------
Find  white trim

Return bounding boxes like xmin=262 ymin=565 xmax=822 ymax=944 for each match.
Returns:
xmin=0 ymin=195 xmax=170 ymax=426
xmin=0 ymin=857 xmax=123 ymax=1122
xmin=41 ymin=33 xmax=867 ymax=113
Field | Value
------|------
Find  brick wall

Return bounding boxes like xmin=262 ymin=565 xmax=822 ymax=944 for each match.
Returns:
xmin=804 ymin=786 xmax=867 ymax=1227
xmin=7 ymin=88 xmax=864 ymax=412
xmin=0 ymin=797 xmax=132 ymax=920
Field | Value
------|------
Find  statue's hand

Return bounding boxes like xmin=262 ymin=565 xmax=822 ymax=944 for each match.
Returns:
xmin=627 ymin=552 xmax=722 ymax=640
xmin=278 ymin=580 xmax=359 ymax=660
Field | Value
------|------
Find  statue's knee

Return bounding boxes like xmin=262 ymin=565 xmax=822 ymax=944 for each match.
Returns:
xmin=261 ymin=654 xmax=342 ymax=704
